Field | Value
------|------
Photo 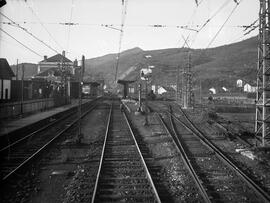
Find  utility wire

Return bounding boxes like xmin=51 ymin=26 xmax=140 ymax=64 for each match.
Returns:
xmin=198 ymin=0 xmax=231 ymax=32
xmin=205 ymin=0 xmax=242 ymax=49
xmin=1 ymin=21 xmax=253 ymax=30
xmin=179 ymin=0 xmax=231 ymax=49
xmin=192 ymin=0 xmax=243 ymax=69
xmin=25 ymin=1 xmax=64 ymax=50
xmin=0 ymin=27 xmax=42 ymax=57
xmin=0 ymin=12 xmax=59 ymax=54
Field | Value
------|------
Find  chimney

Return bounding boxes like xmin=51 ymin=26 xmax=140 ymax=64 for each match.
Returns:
xmin=73 ymin=59 xmax=78 ymax=67
xmin=62 ymin=50 xmax=65 ymax=57
xmin=44 ymin=55 xmax=47 ymax=61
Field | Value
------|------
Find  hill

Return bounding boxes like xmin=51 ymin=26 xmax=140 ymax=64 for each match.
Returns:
xmin=85 ymin=36 xmax=258 ymax=90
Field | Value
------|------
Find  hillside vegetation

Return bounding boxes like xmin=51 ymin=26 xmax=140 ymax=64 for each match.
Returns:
xmin=85 ymin=36 xmax=258 ymax=90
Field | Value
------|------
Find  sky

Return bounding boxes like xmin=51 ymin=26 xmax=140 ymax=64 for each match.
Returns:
xmin=0 ymin=0 xmax=259 ymax=65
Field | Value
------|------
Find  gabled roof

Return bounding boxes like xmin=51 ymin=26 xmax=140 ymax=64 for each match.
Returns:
xmin=0 ymin=58 xmax=15 ymax=79
xmin=40 ymin=54 xmax=72 ymax=63
xmin=162 ymin=86 xmax=175 ymax=92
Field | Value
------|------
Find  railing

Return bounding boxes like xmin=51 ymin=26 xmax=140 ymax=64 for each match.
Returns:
xmin=0 ymin=98 xmax=55 ymax=119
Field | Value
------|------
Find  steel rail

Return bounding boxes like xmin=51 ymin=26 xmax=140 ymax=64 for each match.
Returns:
xmin=2 ymin=103 xmax=98 ymax=182
xmin=172 ymin=105 xmax=270 ymax=203
xmin=0 ymin=111 xmax=74 ymax=152
xmin=123 ymin=109 xmax=162 ymax=203
xmin=156 ymin=113 xmax=211 ymax=203
xmin=1 ymin=99 xmax=98 ymax=152
xmin=91 ymin=103 xmax=161 ymax=203
xmin=91 ymin=103 xmax=112 ymax=203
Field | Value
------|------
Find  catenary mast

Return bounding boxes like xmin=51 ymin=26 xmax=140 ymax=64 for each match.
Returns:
xmin=255 ymin=0 xmax=270 ymax=146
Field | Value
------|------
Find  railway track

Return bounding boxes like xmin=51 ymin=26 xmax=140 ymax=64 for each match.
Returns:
xmin=0 ymin=100 xmax=98 ymax=183
xmin=155 ymin=103 xmax=270 ymax=202
xmin=91 ymin=102 xmax=161 ymax=202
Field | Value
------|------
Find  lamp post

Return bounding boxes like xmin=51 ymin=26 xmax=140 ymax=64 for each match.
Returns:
xmin=142 ymin=55 xmax=153 ymax=126
xmin=144 ymin=74 xmax=149 ymax=126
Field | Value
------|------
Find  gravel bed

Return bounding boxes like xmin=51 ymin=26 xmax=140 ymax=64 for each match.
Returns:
xmin=2 ymin=102 xmax=109 ymax=203
xmin=125 ymin=100 xmax=203 ymax=202
xmin=183 ymin=105 xmax=270 ymax=195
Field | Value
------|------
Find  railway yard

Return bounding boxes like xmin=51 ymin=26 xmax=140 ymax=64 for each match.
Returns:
xmin=1 ymin=1 xmax=270 ymax=202
xmin=1 ymin=97 xmax=270 ymax=203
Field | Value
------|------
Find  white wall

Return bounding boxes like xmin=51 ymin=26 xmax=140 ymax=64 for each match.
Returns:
xmin=2 ymin=79 xmax=11 ymax=99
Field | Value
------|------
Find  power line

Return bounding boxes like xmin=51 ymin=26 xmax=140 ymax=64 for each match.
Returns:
xmin=0 ymin=12 xmax=59 ymax=54
xmin=205 ymin=0 xmax=242 ymax=49
xmin=198 ymin=0 xmax=231 ymax=33
xmin=178 ymin=0 xmax=231 ymax=49
xmin=0 ymin=27 xmax=42 ymax=57
xmin=25 ymin=1 xmax=64 ymax=50
xmin=0 ymin=21 xmax=255 ymax=30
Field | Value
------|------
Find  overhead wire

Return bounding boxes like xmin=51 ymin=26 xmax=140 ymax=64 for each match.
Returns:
xmin=0 ymin=12 xmax=59 ymax=54
xmin=187 ymin=0 xmax=232 ymax=48
xmin=24 ymin=0 xmax=64 ymax=50
xmin=191 ymin=0 xmax=244 ymax=72
xmin=205 ymin=0 xmax=243 ymax=49
xmin=198 ymin=0 xmax=231 ymax=33
xmin=0 ymin=27 xmax=42 ymax=57
xmin=230 ymin=18 xmax=259 ymax=43
xmin=0 ymin=20 xmax=253 ymax=31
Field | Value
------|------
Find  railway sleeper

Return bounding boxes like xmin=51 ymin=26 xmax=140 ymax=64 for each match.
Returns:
xmin=95 ymin=195 xmax=157 ymax=202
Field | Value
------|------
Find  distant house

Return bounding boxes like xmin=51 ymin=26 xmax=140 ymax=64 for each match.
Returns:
xmin=36 ymin=51 xmax=74 ymax=81
xmin=222 ymin=87 xmax=228 ymax=92
xmin=0 ymin=58 xmax=15 ymax=100
xmin=209 ymin=87 xmax=216 ymax=94
xmin=157 ymin=86 xmax=167 ymax=94
xmin=244 ymin=83 xmax=257 ymax=93
xmin=236 ymin=79 xmax=243 ymax=87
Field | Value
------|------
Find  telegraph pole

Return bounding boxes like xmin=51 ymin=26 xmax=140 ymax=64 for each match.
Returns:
xmin=21 ymin=64 xmax=25 ymax=115
xmin=77 ymin=55 xmax=85 ymax=143
xmin=176 ymin=65 xmax=181 ymax=103
xmin=255 ymin=0 xmax=270 ymax=146
xmin=16 ymin=59 xmax=18 ymax=80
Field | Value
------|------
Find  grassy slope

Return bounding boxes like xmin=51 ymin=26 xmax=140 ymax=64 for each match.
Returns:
xmin=85 ymin=36 xmax=257 ymax=90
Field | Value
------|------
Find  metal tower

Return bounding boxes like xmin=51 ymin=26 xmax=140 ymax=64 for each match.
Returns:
xmin=255 ymin=0 xmax=270 ymax=146
xmin=182 ymin=51 xmax=193 ymax=109
xmin=176 ymin=65 xmax=182 ymax=103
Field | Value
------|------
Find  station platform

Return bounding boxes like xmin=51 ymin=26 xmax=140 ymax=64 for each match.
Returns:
xmin=0 ymin=99 xmax=92 ymax=137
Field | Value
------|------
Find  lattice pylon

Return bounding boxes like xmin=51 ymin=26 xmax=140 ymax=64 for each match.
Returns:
xmin=182 ymin=52 xmax=193 ymax=109
xmin=255 ymin=0 xmax=270 ymax=146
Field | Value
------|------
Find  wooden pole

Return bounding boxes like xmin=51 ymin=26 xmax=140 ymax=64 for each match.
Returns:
xmin=21 ymin=64 xmax=25 ymax=115
xmin=16 ymin=59 xmax=18 ymax=80
xmin=77 ymin=55 xmax=85 ymax=143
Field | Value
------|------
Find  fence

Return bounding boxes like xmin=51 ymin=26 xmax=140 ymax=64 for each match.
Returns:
xmin=0 ymin=98 xmax=55 ymax=120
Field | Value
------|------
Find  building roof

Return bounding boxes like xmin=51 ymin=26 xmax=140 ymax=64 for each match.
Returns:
xmin=40 ymin=54 xmax=72 ymax=63
xmin=117 ymin=79 xmax=136 ymax=84
xmin=0 ymin=58 xmax=15 ymax=79
xmin=162 ymin=86 xmax=175 ymax=92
